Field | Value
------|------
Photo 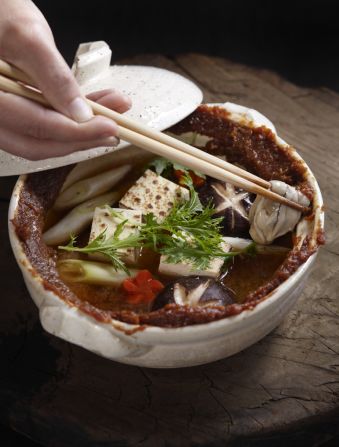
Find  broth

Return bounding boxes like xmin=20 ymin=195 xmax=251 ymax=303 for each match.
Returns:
xmin=64 ymin=282 xmax=153 ymax=314
xmin=221 ymin=252 xmax=288 ymax=303
xmin=59 ymin=250 xmax=287 ymax=311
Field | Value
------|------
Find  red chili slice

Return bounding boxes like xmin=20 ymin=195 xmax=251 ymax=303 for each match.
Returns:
xmin=122 ymin=270 xmax=164 ymax=304
xmin=189 ymin=171 xmax=205 ymax=187
xmin=150 ymin=279 xmax=165 ymax=292
xmin=174 ymin=169 xmax=205 ymax=187
xmin=135 ymin=269 xmax=153 ymax=286
xmin=122 ymin=279 xmax=139 ymax=293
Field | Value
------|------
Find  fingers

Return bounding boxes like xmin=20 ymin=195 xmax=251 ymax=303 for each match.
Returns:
xmin=0 ymin=0 xmax=133 ymax=160
xmin=19 ymin=40 xmax=93 ymax=123
xmin=0 ymin=125 xmax=119 ymax=161
xmin=0 ymin=16 xmax=92 ymax=122
xmin=2 ymin=23 xmax=132 ymax=122
xmin=0 ymin=86 xmax=136 ymax=160
xmin=87 ymin=89 xmax=132 ymax=114
xmin=0 ymin=91 xmax=119 ymax=142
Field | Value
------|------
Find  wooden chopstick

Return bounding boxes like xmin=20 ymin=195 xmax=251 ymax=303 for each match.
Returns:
xmin=0 ymin=64 xmax=306 ymax=212
xmin=0 ymin=58 xmax=269 ymax=189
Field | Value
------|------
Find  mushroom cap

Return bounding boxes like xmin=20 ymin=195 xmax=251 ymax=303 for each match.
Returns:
xmin=152 ymin=276 xmax=236 ymax=310
xmin=198 ymin=179 xmax=254 ymax=237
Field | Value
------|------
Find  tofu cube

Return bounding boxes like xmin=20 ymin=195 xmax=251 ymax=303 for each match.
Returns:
xmin=119 ymin=169 xmax=189 ymax=222
xmin=89 ymin=207 xmax=142 ymax=265
xmin=158 ymin=241 xmax=231 ymax=278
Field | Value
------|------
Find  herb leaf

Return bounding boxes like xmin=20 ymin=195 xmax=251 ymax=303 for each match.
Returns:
xmin=140 ymin=180 xmax=236 ymax=270
xmin=59 ymin=225 xmax=141 ymax=274
xmin=59 ymin=179 xmax=254 ymax=273
xmin=148 ymin=157 xmax=205 ymax=179
xmin=148 ymin=158 xmax=172 ymax=176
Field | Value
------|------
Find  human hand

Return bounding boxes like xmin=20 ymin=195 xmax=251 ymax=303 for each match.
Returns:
xmin=0 ymin=0 xmax=131 ymax=160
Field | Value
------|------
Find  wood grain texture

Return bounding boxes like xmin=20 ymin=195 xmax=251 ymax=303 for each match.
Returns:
xmin=0 ymin=54 xmax=338 ymax=447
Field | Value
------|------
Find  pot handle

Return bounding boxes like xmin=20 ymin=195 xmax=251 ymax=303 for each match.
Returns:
xmin=40 ymin=304 xmax=149 ymax=360
xmin=72 ymin=41 xmax=112 ymax=87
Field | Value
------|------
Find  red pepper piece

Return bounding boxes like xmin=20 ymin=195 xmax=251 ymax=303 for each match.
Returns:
xmin=122 ymin=279 xmax=139 ymax=293
xmin=135 ymin=269 xmax=153 ymax=286
xmin=122 ymin=270 xmax=164 ymax=304
xmin=174 ymin=169 xmax=185 ymax=184
xmin=174 ymin=169 xmax=205 ymax=188
xmin=189 ymin=171 xmax=205 ymax=187
xmin=150 ymin=279 xmax=165 ymax=292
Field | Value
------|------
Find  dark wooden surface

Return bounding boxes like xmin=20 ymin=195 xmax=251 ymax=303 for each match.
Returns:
xmin=1 ymin=54 xmax=339 ymax=447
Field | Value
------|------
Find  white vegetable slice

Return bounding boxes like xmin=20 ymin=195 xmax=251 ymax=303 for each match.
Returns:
xmin=61 ymin=146 xmax=154 ymax=191
xmin=43 ymin=191 xmax=120 ymax=246
xmin=222 ymin=236 xmax=289 ymax=254
xmin=54 ymin=164 xmax=131 ymax=210
xmin=58 ymin=259 xmax=139 ymax=286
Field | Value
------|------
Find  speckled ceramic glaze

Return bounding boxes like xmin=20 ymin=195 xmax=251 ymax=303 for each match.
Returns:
xmin=0 ymin=41 xmax=202 ymax=176
xmin=8 ymin=102 xmax=324 ymax=368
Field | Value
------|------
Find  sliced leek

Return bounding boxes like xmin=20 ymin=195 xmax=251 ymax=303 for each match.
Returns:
xmin=43 ymin=191 xmax=120 ymax=245
xmin=58 ymin=259 xmax=138 ymax=286
xmin=54 ymin=164 xmax=131 ymax=210
xmin=61 ymin=146 xmax=154 ymax=191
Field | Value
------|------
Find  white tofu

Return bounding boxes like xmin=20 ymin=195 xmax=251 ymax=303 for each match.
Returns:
xmin=159 ymin=241 xmax=231 ymax=278
xmin=89 ymin=207 xmax=142 ymax=265
xmin=119 ymin=169 xmax=189 ymax=222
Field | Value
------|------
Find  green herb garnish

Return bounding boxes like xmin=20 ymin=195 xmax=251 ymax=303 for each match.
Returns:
xmin=244 ymin=241 xmax=257 ymax=256
xmin=139 ymin=176 xmax=238 ymax=270
xmin=148 ymin=157 xmax=205 ymax=180
xmin=59 ymin=177 xmax=252 ymax=272
xmin=59 ymin=220 xmax=141 ymax=274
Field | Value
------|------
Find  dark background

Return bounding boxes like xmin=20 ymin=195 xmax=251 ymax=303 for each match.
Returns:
xmin=3 ymin=0 xmax=339 ymax=445
xmin=35 ymin=0 xmax=339 ymax=92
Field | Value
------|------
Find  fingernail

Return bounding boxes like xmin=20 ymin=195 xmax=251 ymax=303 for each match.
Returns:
xmin=101 ymin=136 xmax=120 ymax=147
xmin=123 ymin=94 xmax=132 ymax=107
xmin=69 ymin=97 xmax=93 ymax=122
xmin=100 ymin=130 xmax=119 ymax=139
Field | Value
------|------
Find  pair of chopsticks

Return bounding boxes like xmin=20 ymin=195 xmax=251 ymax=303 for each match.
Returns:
xmin=0 ymin=58 xmax=305 ymax=212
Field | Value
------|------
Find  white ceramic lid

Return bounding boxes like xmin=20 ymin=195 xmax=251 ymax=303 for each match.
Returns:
xmin=0 ymin=41 xmax=202 ymax=176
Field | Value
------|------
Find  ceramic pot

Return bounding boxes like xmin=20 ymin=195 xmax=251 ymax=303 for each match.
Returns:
xmin=8 ymin=102 xmax=324 ymax=368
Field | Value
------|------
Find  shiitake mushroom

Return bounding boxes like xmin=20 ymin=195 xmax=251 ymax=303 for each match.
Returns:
xmin=152 ymin=276 xmax=235 ymax=310
xmin=198 ymin=179 xmax=254 ymax=237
